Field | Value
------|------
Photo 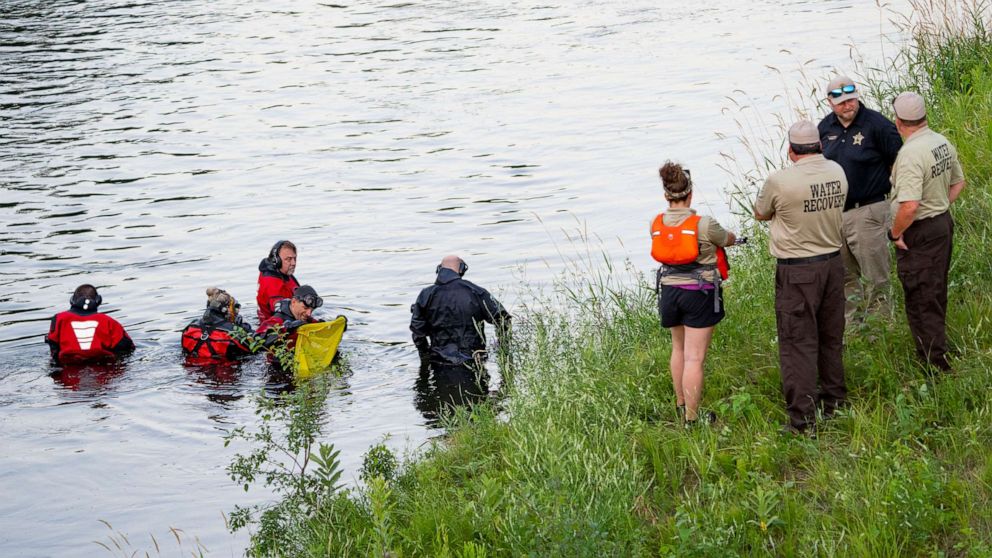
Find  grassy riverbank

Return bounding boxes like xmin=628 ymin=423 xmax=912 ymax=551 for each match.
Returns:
xmin=249 ymin=3 xmax=992 ymax=556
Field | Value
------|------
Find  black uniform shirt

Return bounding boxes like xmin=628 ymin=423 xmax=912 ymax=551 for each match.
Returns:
xmin=818 ymin=102 xmax=903 ymax=210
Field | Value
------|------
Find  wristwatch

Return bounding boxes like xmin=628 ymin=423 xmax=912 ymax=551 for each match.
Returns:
xmin=887 ymin=229 xmax=899 ymax=242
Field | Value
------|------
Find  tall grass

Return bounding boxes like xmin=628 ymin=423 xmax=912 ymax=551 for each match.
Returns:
xmin=246 ymin=1 xmax=992 ymax=556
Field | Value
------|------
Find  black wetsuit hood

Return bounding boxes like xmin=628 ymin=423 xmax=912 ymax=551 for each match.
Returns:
xmin=198 ymin=306 xmax=253 ymax=333
xmin=67 ymin=306 xmax=99 ymax=317
xmin=271 ymin=298 xmax=295 ymax=322
xmin=435 ymin=267 xmax=463 ymax=285
xmin=258 ymin=257 xmax=295 ymax=281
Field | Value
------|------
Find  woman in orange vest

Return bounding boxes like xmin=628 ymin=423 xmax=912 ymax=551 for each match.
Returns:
xmin=650 ymin=161 xmax=736 ymax=426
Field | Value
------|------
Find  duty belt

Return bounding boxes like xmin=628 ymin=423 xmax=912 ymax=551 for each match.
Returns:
xmin=776 ymin=251 xmax=840 ymax=266
xmin=844 ymin=194 xmax=886 ymax=211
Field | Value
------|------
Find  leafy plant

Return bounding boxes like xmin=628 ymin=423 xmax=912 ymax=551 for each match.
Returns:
xmin=232 ymin=324 xmax=297 ymax=371
xmin=225 ymin=376 xmax=342 ymax=556
xmin=361 ymin=440 xmax=399 ymax=483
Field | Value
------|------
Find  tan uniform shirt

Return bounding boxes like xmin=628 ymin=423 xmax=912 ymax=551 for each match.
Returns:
xmin=890 ymin=127 xmax=965 ymax=221
xmin=755 ymin=154 xmax=848 ymax=259
xmin=655 ymin=208 xmax=729 ymax=286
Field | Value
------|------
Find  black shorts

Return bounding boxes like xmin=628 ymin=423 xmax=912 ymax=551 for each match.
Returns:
xmin=659 ymin=285 xmax=725 ymax=328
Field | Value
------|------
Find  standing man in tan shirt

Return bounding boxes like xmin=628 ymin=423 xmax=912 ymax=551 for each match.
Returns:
xmin=888 ymin=92 xmax=966 ymax=372
xmin=754 ymin=120 xmax=849 ymax=436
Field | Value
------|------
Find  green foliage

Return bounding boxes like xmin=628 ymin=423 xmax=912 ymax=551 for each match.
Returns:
xmin=361 ymin=440 xmax=400 ymax=484
xmin=232 ymin=324 xmax=297 ymax=371
xmin=901 ymin=0 xmax=992 ymax=97
xmin=225 ymin=377 xmax=343 ymax=556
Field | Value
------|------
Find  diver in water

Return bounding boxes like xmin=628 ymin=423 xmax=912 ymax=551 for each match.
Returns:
xmin=256 ymin=240 xmax=301 ymax=322
xmin=181 ymin=287 xmax=259 ymax=361
xmin=45 ymin=284 xmax=135 ymax=364
xmin=410 ymin=255 xmax=512 ymax=369
xmin=256 ymin=285 xmax=323 ymax=350
xmin=410 ymin=256 xmax=511 ymax=418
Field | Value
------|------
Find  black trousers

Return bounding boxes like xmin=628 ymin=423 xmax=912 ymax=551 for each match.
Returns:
xmin=896 ymin=211 xmax=953 ymax=371
xmin=775 ymin=254 xmax=846 ymax=431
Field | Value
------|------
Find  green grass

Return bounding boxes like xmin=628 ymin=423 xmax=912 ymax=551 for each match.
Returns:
xmin=245 ymin=3 xmax=992 ymax=556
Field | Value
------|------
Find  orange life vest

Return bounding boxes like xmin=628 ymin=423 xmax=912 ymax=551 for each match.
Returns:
xmin=650 ymin=213 xmax=729 ymax=280
xmin=651 ymin=214 xmax=701 ymax=265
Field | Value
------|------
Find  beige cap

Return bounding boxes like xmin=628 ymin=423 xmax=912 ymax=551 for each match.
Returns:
xmin=788 ymin=120 xmax=820 ymax=145
xmin=826 ymin=75 xmax=859 ymax=105
xmin=892 ymin=91 xmax=926 ymax=120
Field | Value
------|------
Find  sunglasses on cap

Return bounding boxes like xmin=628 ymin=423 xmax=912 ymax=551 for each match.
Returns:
xmin=296 ymin=293 xmax=323 ymax=309
xmin=828 ymin=84 xmax=856 ymax=98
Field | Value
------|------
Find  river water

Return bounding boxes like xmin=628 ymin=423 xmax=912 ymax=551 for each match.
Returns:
xmin=1 ymin=0 xmax=905 ymax=555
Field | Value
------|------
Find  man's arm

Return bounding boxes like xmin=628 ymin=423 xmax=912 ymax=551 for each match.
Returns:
xmin=113 ymin=333 xmax=135 ymax=356
xmin=107 ymin=319 xmax=135 ymax=356
xmin=949 ymin=180 xmax=966 ymax=204
xmin=480 ymin=289 xmax=511 ymax=327
xmin=753 ymin=177 xmax=775 ymax=221
xmin=878 ymin=116 xmax=904 ymax=167
xmin=255 ymin=319 xmax=297 ymax=349
xmin=410 ymin=293 xmax=432 ymax=360
xmin=889 ymin=152 xmax=925 ymax=247
xmin=44 ymin=316 xmax=60 ymax=360
xmin=480 ymin=290 xmax=512 ymax=357
xmin=890 ymin=200 xmax=919 ymax=250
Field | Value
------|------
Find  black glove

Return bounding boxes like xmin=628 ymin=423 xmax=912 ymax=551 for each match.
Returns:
xmin=282 ymin=319 xmax=305 ymax=331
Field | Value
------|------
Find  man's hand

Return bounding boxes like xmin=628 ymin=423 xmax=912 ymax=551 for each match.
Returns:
xmin=893 ymin=236 xmax=909 ymax=251
xmin=282 ymin=319 xmax=305 ymax=331
xmin=414 ymin=338 xmax=431 ymax=369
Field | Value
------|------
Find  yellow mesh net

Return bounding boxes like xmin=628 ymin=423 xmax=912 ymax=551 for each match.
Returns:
xmin=293 ymin=316 xmax=347 ymax=378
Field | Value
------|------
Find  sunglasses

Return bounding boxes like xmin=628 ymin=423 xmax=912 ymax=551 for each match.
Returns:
xmin=298 ymin=294 xmax=323 ymax=310
xmin=828 ymin=84 xmax=856 ymax=98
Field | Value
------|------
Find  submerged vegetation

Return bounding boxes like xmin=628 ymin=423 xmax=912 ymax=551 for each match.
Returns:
xmin=235 ymin=1 xmax=992 ymax=555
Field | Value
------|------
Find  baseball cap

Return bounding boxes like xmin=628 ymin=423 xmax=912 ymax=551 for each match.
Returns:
xmin=788 ymin=120 xmax=820 ymax=145
xmin=892 ymin=91 xmax=927 ymax=120
xmin=826 ymin=75 xmax=859 ymax=105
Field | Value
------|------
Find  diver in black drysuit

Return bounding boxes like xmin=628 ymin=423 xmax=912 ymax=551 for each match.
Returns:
xmin=410 ymin=259 xmax=511 ymax=422
xmin=410 ymin=264 xmax=512 ymax=369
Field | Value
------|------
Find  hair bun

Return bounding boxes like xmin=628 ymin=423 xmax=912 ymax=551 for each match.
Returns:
xmin=660 ymin=161 xmax=684 ymax=186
